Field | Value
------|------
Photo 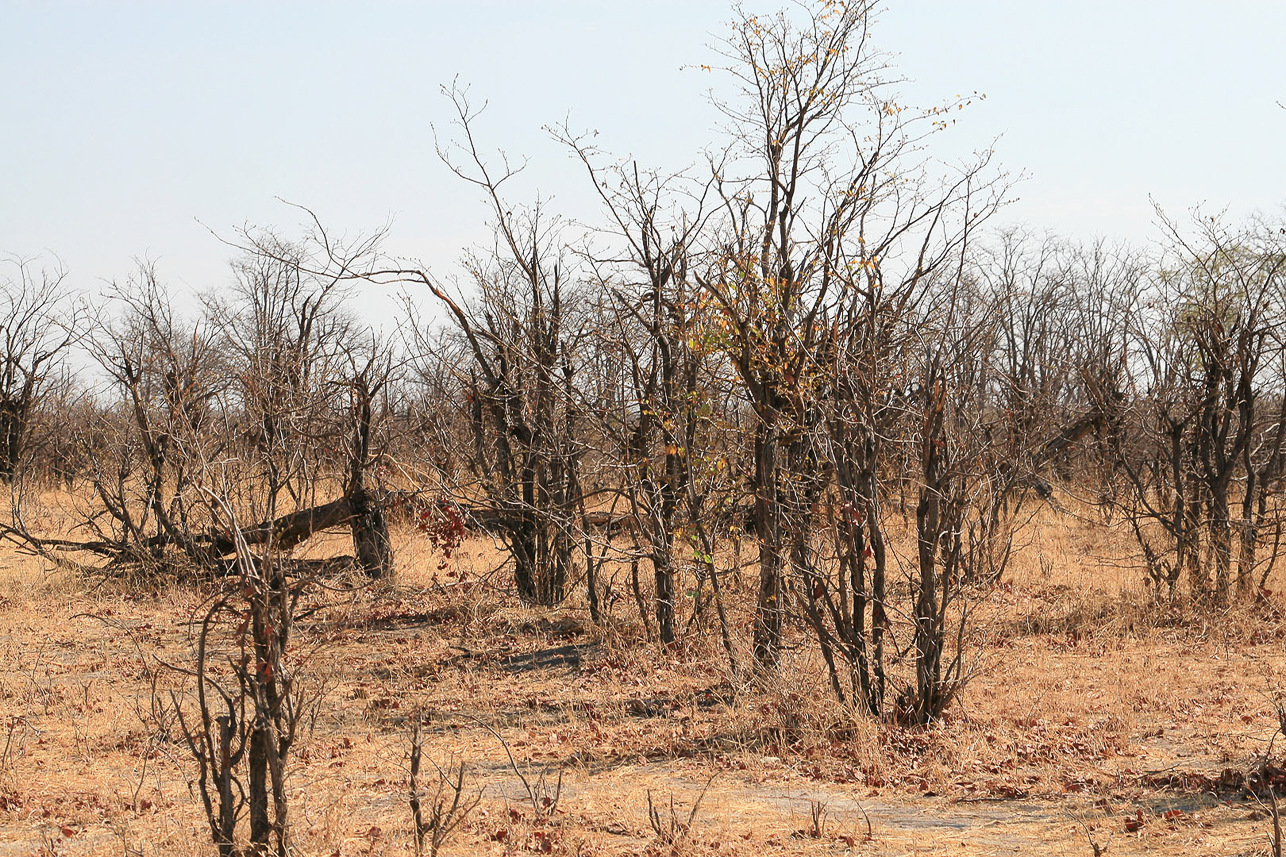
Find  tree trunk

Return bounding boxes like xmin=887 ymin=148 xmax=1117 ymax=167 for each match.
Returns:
xmin=215 ymin=715 xmax=236 ymax=857
xmin=752 ymin=419 xmax=785 ymax=669
xmin=248 ymin=723 xmax=271 ymax=848
xmin=653 ymin=550 xmax=675 ymax=646
xmin=350 ymin=485 xmax=393 ymax=578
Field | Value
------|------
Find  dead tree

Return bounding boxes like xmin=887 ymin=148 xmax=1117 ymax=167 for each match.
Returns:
xmin=561 ymin=136 xmax=740 ymax=655
xmin=174 ymin=482 xmax=324 ymax=856
xmin=1114 ymin=211 xmax=1286 ymax=601
xmin=4 ymin=234 xmax=397 ymax=579
xmin=0 ymin=255 xmax=77 ymax=484
xmin=385 ymin=85 xmax=587 ymax=606
xmin=346 ymin=348 xmax=394 ymax=578
xmin=72 ymin=263 xmax=228 ymax=571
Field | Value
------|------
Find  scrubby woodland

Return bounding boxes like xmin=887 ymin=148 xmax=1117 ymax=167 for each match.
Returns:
xmin=5 ymin=2 xmax=1286 ymax=855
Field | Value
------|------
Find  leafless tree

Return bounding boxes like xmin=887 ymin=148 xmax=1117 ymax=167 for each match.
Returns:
xmin=5 ymin=227 xmax=397 ymax=580
xmin=561 ymin=137 xmax=741 ymax=657
xmin=959 ymin=233 xmax=1139 ymax=583
xmin=172 ymin=473 xmax=330 ymax=856
xmin=698 ymin=0 xmax=1003 ymax=684
xmin=386 ymin=85 xmax=590 ymax=606
xmin=1114 ymin=210 xmax=1286 ymax=601
xmin=0 ymin=255 xmax=78 ymax=485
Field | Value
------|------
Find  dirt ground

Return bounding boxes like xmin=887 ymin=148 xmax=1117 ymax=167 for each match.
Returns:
xmin=2 ymin=508 xmax=1285 ymax=857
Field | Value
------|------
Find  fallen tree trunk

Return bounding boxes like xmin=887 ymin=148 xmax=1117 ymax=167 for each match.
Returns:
xmin=210 ymin=491 xmax=392 ymax=578
xmin=3 ymin=492 xmax=393 ymax=578
xmin=205 ymin=496 xmax=357 ymax=555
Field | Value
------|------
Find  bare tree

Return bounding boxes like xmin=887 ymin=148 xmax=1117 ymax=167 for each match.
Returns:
xmin=73 ymin=263 xmax=228 ymax=571
xmin=0 ymin=255 xmax=78 ymax=485
xmin=385 ymin=86 xmax=590 ymax=606
xmin=959 ymin=233 xmax=1139 ymax=583
xmin=901 ymin=276 xmax=1000 ymax=724
xmin=699 ymin=0 xmax=1003 ymax=677
xmin=561 ymin=137 xmax=741 ymax=655
xmin=1114 ymin=210 xmax=1286 ymax=601
xmin=173 ymin=475 xmax=329 ymax=856
xmin=4 ymin=226 xmax=398 ymax=580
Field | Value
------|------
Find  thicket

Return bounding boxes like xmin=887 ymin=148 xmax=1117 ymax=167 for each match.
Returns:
xmin=3 ymin=2 xmax=1285 ymax=853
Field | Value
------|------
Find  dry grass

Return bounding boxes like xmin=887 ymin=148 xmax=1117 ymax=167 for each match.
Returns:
xmin=1 ymin=497 xmax=1286 ymax=855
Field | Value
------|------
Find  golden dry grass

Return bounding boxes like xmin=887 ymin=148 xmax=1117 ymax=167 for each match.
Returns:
xmin=1 ymin=497 xmax=1285 ymax=855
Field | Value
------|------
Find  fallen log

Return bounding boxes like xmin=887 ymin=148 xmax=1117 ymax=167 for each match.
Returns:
xmin=205 ymin=496 xmax=357 ymax=555
xmin=3 ymin=492 xmax=391 ymax=578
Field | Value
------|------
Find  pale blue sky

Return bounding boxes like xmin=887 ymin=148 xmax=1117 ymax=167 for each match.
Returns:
xmin=3 ymin=1 xmax=1284 ymax=313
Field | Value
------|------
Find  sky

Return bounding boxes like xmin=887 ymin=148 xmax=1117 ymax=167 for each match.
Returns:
xmin=3 ymin=1 xmax=1285 ymax=323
